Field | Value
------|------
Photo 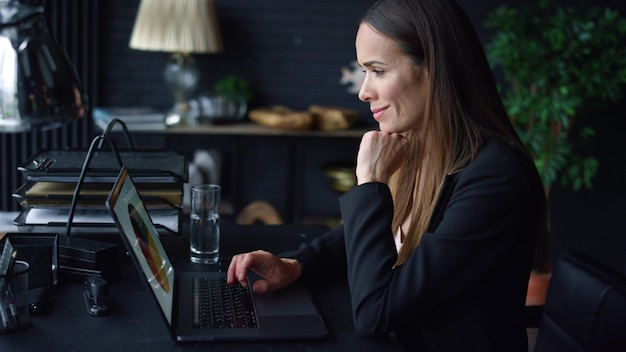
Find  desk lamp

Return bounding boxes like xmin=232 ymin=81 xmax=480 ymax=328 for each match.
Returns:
xmin=0 ymin=0 xmax=87 ymax=133
xmin=129 ymin=0 xmax=223 ymax=127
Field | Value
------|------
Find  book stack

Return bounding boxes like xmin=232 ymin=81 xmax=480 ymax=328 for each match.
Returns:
xmin=92 ymin=107 xmax=166 ymax=131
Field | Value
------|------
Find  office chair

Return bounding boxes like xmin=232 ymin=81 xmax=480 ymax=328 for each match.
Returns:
xmin=534 ymin=252 xmax=626 ymax=352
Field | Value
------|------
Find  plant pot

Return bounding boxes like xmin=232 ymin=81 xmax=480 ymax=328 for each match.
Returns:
xmin=526 ymin=269 xmax=552 ymax=306
xmin=197 ymin=94 xmax=247 ymax=124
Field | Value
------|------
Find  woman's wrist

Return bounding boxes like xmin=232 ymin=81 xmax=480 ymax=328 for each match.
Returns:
xmin=281 ymin=258 xmax=302 ymax=284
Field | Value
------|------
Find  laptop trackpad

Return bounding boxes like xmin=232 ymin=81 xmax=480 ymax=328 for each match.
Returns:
xmin=253 ymin=283 xmax=317 ymax=316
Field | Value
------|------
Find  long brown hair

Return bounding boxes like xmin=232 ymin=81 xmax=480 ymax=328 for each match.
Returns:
xmin=362 ymin=0 xmax=549 ymax=268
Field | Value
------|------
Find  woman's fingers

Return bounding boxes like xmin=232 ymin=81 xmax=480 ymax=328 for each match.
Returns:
xmin=227 ymin=252 xmax=254 ymax=287
xmin=356 ymin=131 xmax=409 ymax=184
xmin=226 ymin=251 xmax=301 ymax=293
xmin=227 ymin=250 xmax=273 ymax=288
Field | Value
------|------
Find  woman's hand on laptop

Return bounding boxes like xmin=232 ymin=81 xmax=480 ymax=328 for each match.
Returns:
xmin=227 ymin=250 xmax=302 ymax=293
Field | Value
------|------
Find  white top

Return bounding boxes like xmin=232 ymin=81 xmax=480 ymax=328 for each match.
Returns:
xmin=394 ymin=226 xmax=404 ymax=253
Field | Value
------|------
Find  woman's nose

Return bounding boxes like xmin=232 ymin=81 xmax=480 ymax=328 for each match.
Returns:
xmin=358 ymin=77 xmax=372 ymax=102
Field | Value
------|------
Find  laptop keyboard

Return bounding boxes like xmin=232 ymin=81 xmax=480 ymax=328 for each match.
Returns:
xmin=192 ymin=277 xmax=258 ymax=329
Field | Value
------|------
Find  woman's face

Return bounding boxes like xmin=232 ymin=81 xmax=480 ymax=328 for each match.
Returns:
xmin=356 ymin=23 xmax=429 ymax=134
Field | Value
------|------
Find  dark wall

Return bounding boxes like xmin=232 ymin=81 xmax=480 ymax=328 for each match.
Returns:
xmin=96 ymin=0 xmax=554 ymax=119
xmin=94 ymin=0 xmax=626 ymax=270
xmin=99 ymin=0 xmax=376 ymax=120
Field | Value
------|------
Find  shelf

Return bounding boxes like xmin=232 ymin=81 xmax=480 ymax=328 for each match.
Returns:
xmin=127 ymin=122 xmax=370 ymax=138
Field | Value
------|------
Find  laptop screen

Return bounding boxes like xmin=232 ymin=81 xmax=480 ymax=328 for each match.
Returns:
xmin=107 ymin=167 xmax=175 ymax=325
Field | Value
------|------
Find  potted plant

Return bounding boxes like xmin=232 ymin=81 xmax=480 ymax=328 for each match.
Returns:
xmin=484 ymin=0 xmax=626 ymax=197
xmin=199 ymin=74 xmax=253 ymax=123
xmin=483 ymin=0 xmax=626 ymax=306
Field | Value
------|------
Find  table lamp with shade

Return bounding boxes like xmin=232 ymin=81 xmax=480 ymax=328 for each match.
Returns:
xmin=129 ymin=0 xmax=223 ymax=127
xmin=0 ymin=0 xmax=88 ymax=133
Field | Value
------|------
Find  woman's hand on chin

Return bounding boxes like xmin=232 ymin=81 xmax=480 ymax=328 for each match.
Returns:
xmin=356 ymin=130 xmax=409 ymax=185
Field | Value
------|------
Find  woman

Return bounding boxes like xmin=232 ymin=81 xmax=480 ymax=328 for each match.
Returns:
xmin=227 ymin=0 xmax=549 ymax=350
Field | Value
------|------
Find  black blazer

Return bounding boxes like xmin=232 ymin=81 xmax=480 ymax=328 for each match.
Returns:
xmin=291 ymin=137 xmax=544 ymax=352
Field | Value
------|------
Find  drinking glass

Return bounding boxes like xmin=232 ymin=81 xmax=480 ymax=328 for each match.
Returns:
xmin=190 ymin=184 xmax=220 ymax=264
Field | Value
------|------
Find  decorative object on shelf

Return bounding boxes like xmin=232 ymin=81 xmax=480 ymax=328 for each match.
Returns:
xmin=129 ymin=0 xmax=223 ymax=128
xmin=339 ymin=60 xmax=365 ymax=94
xmin=248 ymin=105 xmax=360 ymax=131
xmin=309 ymin=105 xmax=360 ymax=131
xmin=321 ymin=161 xmax=357 ymax=195
xmin=235 ymin=200 xmax=283 ymax=225
xmin=0 ymin=0 xmax=87 ymax=133
xmin=484 ymin=0 xmax=626 ymax=196
xmin=195 ymin=75 xmax=253 ymax=124
xmin=184 ymin=149 xmax=222 ymax=212
xmin=248 ymin=106 xmax=314 ymax=131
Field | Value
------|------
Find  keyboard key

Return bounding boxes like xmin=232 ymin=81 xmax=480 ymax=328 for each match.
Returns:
xmin=193 ymin=277 xmax=258 ymax=329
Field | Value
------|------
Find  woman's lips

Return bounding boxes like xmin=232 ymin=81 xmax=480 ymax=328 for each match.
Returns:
xmin=372 ymin=107 xmax=388 ymax=121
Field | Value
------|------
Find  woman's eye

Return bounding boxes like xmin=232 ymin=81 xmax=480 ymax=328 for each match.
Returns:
xmin=362 ymin=68 xmax=384 ymax=76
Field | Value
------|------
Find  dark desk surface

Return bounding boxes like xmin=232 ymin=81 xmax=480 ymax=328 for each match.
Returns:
xmin=0 ymin=224 xmax=404 ymax=352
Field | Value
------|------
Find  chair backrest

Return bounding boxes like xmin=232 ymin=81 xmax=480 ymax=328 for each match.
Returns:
xmin=534 ymin=252 xmax=626 ymax=352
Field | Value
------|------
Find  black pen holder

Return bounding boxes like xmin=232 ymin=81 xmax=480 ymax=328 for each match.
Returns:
xmin=0 ymin=260 xmax=30 ymax=333
xmin=4 ymin=233 xmax=58 ymax=289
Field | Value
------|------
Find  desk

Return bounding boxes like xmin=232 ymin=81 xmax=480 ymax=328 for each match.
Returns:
xmin=0 ymin=224 xmax=404 ymax=352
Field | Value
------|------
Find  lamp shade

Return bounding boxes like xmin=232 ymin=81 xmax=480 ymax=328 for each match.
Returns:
xmin=129 ymin=0 xmax=223 ymax=54
xmin=0 ymin=1 xmax=88 ymax=133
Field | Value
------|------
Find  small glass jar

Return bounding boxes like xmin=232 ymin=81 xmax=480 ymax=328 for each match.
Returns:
xmin=196 ymin=93 xmax=247 ymax=124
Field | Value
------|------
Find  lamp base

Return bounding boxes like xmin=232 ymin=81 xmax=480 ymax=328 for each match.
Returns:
xmin=163 ymin=53 xmax=200 ymax=128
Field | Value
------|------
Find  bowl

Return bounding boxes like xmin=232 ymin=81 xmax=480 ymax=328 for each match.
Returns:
xmin=322 ymin=162 xmax=356 ymax=194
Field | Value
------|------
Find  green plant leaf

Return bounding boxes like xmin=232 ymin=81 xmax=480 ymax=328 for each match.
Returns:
xmin=483 ymin=0 xmax=626 ymax=192
xmin=214 ymin=75 xmax=253 ymax=101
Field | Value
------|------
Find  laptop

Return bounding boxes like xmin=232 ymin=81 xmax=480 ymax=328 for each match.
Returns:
xmin=105 ymin=166 xmax=328 ymax=342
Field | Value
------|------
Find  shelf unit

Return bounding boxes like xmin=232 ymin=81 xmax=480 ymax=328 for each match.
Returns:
xmin=110 ymin=122 xmax=369 ymax=224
